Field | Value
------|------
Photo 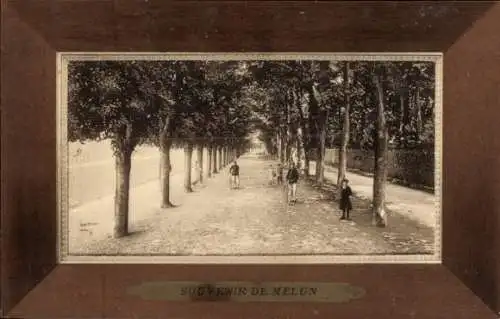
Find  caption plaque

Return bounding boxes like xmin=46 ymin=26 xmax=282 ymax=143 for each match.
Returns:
xmin=127 ymin=281 xmax=366 ymax=303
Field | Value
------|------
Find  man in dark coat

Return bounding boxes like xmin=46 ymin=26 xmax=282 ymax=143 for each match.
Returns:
xmin=286 ymin=162 xmax=299 ymax=203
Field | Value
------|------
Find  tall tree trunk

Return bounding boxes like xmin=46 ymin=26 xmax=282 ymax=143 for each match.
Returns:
xmin=372 ymin=70 xmax=389 ymax=227
xmin=296 ymin=106 xmax=310 ymax=176
xmin=361 ymin=89 xmax=370 ymax=149
xmin=222 ymin=146 xmax=225 ymax=167
xmin=197 ymin=144 xmax=204 ymax=184
xmin=315 ymin=140 xmax=320 ymax=180
xmin=277 ymin=132 xmax=282 ymax=161
xmin=306 ymin=84 xmax=320 ymax=179
xmin=218 ymin=146 xmax=223 ymax=170
xmin=316 ymin=111 xmax=327 ymax=185
xmin=207 ymin=145 xmax=213 ymax=178
xmin=225 ymin=146 xmax=229 ymax=165
xmin=184 ymin=142 xmax=194 ymax=193
xmin=416 ymin=87 xmax=423 ymax=138
xmin=286 ymin=93 xmax=292 ymax=163
xmin=296 ymin=127 xmax=303 ymax=171
xmin=113 ymin=147 xmax=132 ymax=238
xmin=315 ymin=145 xmax=322 ymax=182
xmin=286 ymin=136 xmax=292 ymax=163
xmin=160 ymin=135 xmax=174 ymax=208
xmin=213 ymin=146 xmax=218 ymax=174
xmin=399 ymin=86 xmax=405 ymax=138
xmin=397 ymin=71 xmax=410 ymax=146
xmin=338 ymin=61 xmax=351 ymax=187
xmin=304 ymin=151 xmax=310 ymax=177
xmin=280 ymin=127 xmax=286 ymax=164
xmin=220 ymin=145 xmax=224 ymax=167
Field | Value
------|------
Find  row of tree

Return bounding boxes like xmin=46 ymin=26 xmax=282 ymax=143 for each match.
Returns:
xmin=246 ymin=60 xmax=435 ymax=227
xmin=68 ymin=61 xmax=253 ymax=238
xmin=68 ymin=59 xmax=435 ymax=234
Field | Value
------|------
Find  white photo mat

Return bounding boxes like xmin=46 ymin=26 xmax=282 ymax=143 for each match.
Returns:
xmin=56 ymin=52 xmax=443 ymax=264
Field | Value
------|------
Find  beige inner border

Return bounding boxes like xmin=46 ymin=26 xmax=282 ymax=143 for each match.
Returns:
xmin=57 ymin=52 xmax=443 ymax=264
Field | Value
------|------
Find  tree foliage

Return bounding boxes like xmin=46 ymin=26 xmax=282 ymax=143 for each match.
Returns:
xmin=68 ymin=61 xmax=159 ymax=153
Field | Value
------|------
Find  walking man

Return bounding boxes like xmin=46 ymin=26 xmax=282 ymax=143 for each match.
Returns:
xmin=229 ymin=161 xmax=240 ymax=189
xmin=286 ymin=162 xmax=299 ymax=203
xmin=276 ymin=163 xmax=284 ymax=185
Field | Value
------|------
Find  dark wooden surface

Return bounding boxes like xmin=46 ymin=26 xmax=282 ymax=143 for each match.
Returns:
xmin=442 ymin=2 xmax=500 ymax=314
xmin=5 ymin=264 xmax=497 ymax=319
xmin=1 ymin=2 xmax=58 ymax=316
xmin=7 ymin=1 xmax=495 ymax=52
xmin=1 ymin=1 xmax=499 ymax=318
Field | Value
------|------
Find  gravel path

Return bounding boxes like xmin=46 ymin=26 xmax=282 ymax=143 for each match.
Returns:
xmin=309 ymin=161 xmax=437 ymax=228
xmin=69 ymin=153 xmax=434 ymax=256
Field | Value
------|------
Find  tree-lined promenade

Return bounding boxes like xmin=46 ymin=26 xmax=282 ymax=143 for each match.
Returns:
xmin=249 ymin=61 xmax=435 ymax=228
xmin=70 ymin=153 xmax=434 ymax=256
xmin=69 ymin=61 xmax=252 ymax=238
xmin=69 ymin=59 xmax=436 ymax=239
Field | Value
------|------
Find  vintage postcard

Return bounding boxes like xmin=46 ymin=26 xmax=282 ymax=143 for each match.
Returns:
xmin=57 ymin=53 xmax=442 ymax=263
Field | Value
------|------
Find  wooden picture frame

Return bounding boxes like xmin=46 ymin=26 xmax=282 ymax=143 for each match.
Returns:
xmin=1 ymin=1 xmax=499 ymax=318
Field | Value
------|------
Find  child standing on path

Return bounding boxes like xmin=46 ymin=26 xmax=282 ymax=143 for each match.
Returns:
xmin=268 ymin=164 xmax=276 ymax=185
xmin=286 ymin=162 xmax=299 ymax=203
xmin=339 ymin=179 xmax=353 ymax=220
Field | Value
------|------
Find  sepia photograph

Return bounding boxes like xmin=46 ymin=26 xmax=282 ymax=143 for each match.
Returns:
xmin=58 ymin=53 xmax=441 ymax=262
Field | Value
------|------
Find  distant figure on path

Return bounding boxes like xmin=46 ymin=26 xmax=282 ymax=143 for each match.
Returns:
xmin=286 ymin=162 xmax=299 ymax=203
xmin=276 ymin=163 xmax=284 ymax=185
xmin=194 ymin=160 xmax=200 ymax=179
xmin=229 ymin=161 xmax=240 ymax=189
xmin=339 ymin=179 xmax=353 ymax=220
xmin=268 ymin=164 xmax=276 ymax=185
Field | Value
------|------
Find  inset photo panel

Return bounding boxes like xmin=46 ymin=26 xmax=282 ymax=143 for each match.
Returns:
xmin=57 ymin=53 xmax=442 ymax=264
